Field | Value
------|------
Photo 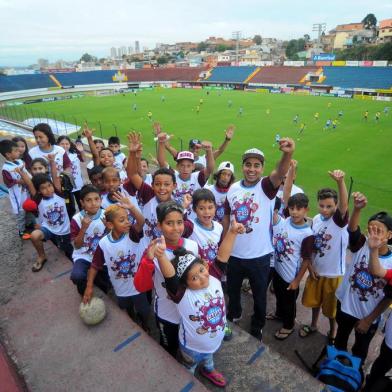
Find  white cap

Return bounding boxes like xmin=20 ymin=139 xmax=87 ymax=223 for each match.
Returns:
xmin=242 ymin=148 xmax=265 ymax=163
xmin=176 ymin=151 xmax=194 ymax=162
xmin=217 ymin=161 xmax=234 ymax=174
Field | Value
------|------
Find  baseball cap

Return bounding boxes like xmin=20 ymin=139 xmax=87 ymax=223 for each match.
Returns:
xmin=217 ymin=161 xmax=234 ymax=174
xmin=189 ymin=139 xmax=202 ymax=148
xmin=176 ymin=151 xmax=195 ymax=162
xmin=242 ymin=148 xmax=265 ymax=164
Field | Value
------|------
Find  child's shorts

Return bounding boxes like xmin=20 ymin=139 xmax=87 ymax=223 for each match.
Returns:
xmin=302 ymin=276 xmax=343 ymax=319
xmin=40 ymin=227 xmax=73 ymax=258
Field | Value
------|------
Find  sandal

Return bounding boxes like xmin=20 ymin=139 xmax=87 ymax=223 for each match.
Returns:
xmin=299 ymin=325 xmax=318 ymax=338
xmin=32 ymin=258 xmax=47 ymax=272
xmin=200 ymin=368 xmax=227 ymax=387
xmin=275 ymin=328 xmax=294 ymax=340
xmin=266 ymin=312 xmax=281 ymax=321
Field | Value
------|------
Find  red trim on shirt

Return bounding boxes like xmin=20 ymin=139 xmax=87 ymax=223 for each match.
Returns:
xmin=63 ymin=152 xmax=71 ymax=170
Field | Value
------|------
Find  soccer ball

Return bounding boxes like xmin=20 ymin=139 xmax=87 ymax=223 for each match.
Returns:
xmin=79 ymin=297 xmax=106 ymax=325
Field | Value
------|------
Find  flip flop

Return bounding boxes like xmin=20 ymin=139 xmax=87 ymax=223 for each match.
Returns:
xmin=275 ymin=328 xmax=294 ymax=340
xmin=299 ymin=325 xmax=318 ymax=338
xmin=32 ymin=258 xmax=47 ymax=272
xmin=200 ymin=368 xmax=227 ymax=387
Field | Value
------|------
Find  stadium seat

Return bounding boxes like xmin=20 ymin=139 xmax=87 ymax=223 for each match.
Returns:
xmin=322 ymin=66 xmax=392 ymax=89
xmin=248 ymin=66 xmax=319 ymax=85
xmin=207 ymin=66 xmax=257 ymax=83
xmin=0 ymin=74 xmax=56 ymax=92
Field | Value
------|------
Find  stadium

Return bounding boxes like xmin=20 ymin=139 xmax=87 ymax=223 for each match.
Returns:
xmin=1 ymin=63 xmax=391 ymax=220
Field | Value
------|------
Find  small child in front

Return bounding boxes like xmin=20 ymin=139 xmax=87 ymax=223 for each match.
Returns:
xmin=153 ymin=221 xmax=244 ymax=388
xmin=83 ymin=203 xmax=150 ymax=330
xmin=270 ymin=193 xmax=313 ymax=340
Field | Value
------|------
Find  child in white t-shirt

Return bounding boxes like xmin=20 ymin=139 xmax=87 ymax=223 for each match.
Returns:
xmin=270 ymin=193 xmax=313 ymax=340
xmin=83 ymin=203 xmax=149 ymax=330
xmin=70 ymin=185 xmax=110 ymax=296
xmin=108 ymin=136 xmax=127 ymax=171
xmin=153 ymin=220 xmax=244 ymax=388
xmin=18 ymin=153 xmax=73 ymax=271
xmin=0 ymin=140 xmax=31 ymax=238
xmin=334 ymin=193 xmax=392 ymax=361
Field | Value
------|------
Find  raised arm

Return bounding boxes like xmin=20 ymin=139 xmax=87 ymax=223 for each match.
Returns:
xmin=15 ymin=165 xmax=36 ymax=197
xmin=126 ymin=132 xmax=143 ymax=190
xmin=201 ymin=140 xmax=215 ymax=179
xmin=73 ymin=216 xmax=92 ymax=249
xmin=368 ymin=224 xmax=388 ymax=278
xmin=282 ymin=159 xmax=297 ymax=207
xmin=213 ymin=124 xmax=234 ymax=159
xmin=328 ymin=170 xmax=348 ymax=217
xmin=155 ymin=236 xmax=176 ymax=278
xmin=269 ymin=138 xmax=295 ymax=189
xmin=217 ymin=220 xmax=245 ymax=262
xmin=157 ymin=132 xmax=169 ymax=168
xmin=47 ymin=153 xmax=61 ymax=192
xmin=348 ymin=192 xmax=367 ymax=232
xmin=82 ymin=124 xmax=100 ymax=166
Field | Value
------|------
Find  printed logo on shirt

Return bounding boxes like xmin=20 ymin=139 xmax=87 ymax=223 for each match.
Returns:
xmin=44 ymin=203 xmax=66 ymax=226
xmin=110 ymin=251 xmax=137 ymax=279
xmin=232 ymin=193 xmax=259 ymax=233
xmin=349 ymin=255 xmax=386 ymax=301
xmin=273 ymin=231 xmax=295 ymax=263
xmin=313 ymin=227 xmax=332 ymax=257
xmin=215 ymin=204 xmax=225 ymax=222
xmin=145 ymin=218 xmax=161 ymax=240
xmin=199 ymin=240 xmax=219 ymax=264
xmin=189 ymin=291 xmax=225 ymax=337
xmin=174 ymin=183 xmax=195 ymax=202
xmin=83 ymin=228 xmax=104 ymax=255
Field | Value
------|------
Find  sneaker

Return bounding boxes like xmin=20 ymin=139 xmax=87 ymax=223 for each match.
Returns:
xmin=223 ymin=325 xmax=233 ymax=341
xmin=19 ymin=231 xmax=31 ymax=240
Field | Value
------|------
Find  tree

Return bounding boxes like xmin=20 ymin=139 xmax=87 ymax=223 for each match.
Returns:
xmin=285 ymin=38 xmax=305 ymax=59
xmin=80 ymin=53 xmax=96 ymax=63
xmin=197 ymin=42 xmax=207 ymax=52
xmin=216 ymin=44 xmax=227 ymax=52
xmin=303 ymin=34 xmax=310 ymax=42
xmin=157 ymin=56 xmax=168 ymax=65
xmin=362 ymin=13 xmax=377 ymax=29
xmin=253 ymin=35 xmax=262 ymax=45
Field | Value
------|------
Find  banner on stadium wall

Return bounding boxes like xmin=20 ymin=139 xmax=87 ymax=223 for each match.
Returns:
xmin=353 ymin=95 xmax=374 ymax=100
xmin=316 ymin=61 xmax=332 ymax=66
xmin=359 ymin=61 xmax=373 ymax=66
xmin=284 ymin=61 xmax=305 ymax=66
xmin=345 ymin=61 xmax=359 ymax=66
xmin=281 ymin=87 xmax=293 ymax=93
xmin=313 ymin=53 xmax=336 ymax=61
xmin=373 ymin=61 xmax=388 ymax=66
xmin=332 ymin=61 xmax=346 ymax=66
xmin=375 ymin=96 xmax=392 ymax=101
xmin=293 ymin=89 xmax=310 ymax=96
xmin=270 ymin=89 xmax=281 ymax=94
xmin=255 ymin=88 xmax=270 ymax=93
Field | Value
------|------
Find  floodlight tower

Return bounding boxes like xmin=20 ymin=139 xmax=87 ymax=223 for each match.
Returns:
xmin=232 ymin=31 xmax=241 ymax=65
xmin=312 ymin=23 xmax=326 ymax=47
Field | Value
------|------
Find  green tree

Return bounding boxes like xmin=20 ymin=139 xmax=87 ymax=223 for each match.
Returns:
xmin=303 ymin=34 xmax=310 ymax=42
xmin=157 ymin=56 xmax=168 ymax=64
xmin=197 ymin=42 xmax=207 ymax=52
xmin=253 ymin=35 xmax=262 ymax=45
xmin=216 ymin=44 xmax=227 ymax=52
xmin=80 ymin=53 xmax=96 ymax=63
xmin=362 ymin=13 xmax=377 ymax=29
xmin=285 ymin=38 xmax=305 ymax=59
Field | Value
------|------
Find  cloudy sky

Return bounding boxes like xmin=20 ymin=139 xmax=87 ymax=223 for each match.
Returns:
xmin=1 ymin=0 xmax=391 ymax=66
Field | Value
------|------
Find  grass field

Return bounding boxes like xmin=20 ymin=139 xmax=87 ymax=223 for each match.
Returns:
xmin=2 ymin=88 xmax=392 ymax=220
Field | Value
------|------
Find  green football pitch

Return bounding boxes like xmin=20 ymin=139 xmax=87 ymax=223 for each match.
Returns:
xmin=5 ymin=88 xmax=392 ymax=219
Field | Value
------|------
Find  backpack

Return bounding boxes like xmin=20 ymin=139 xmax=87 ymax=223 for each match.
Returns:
xmin=316 ymin=345 xmax=363 ymax=392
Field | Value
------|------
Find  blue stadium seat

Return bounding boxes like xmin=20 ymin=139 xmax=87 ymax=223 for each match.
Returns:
xmin=322 ymin=66 xmax=392 ymax=89
xmin=0 ymin=74 xmax=55 ymax=92
xmin=207 ymin=66 xmax=257 ymax=83
xmin=54 ymin=70 xmax=116 ymax=86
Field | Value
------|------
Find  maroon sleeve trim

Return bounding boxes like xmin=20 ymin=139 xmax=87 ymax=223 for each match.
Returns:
xmin=223 ymin=197 xmax=231 ymax=216
xmin=70 ymin=219 xmax=80 ymax=241
xmin=138 ymin=182 xmax=155 ymax=203
xmin=2 ymin=170 xmax=16 ymax=188
xmin=63 ymin=152 xmax=71 ymax=170
xmin=301 ymin=235 xmax=314 ymax=260
xmin=91 ymin=245 xmax=105 ymax=270
xmin=332 ymin=209 xmax=349 ymax=228
xmin=261 ymin=176 xmax=279 ymax=200
xmin=197 ymin=170 xmax=207 ymax=187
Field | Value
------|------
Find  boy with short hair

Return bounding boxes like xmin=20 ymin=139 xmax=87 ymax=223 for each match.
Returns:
xmin=0 ymin=139 xmax=31 ymax=239
xmin=300 ymin=170 xmax=349 ymax=342
xmin=17 ymin=154 xmax=73 ymax=271
xmin=108 ymin=136 xmax=126 ymax=171
xmin=334 ymin=193 xmax=392 ymax=361
xmin=271 ymin=193 xmax=313 ymax=340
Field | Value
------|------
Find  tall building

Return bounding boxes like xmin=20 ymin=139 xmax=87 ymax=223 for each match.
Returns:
xmin=135 ymin=40 xmax=140 ymax=53
xmin=110 ymin=47 xmax=117 ymax=58
xmin=37 ymin=58 xmax=49 ymax=68
xmin=120 ymin=46 xmax=126 ymax=57
xmin=128 ymin=46 xmax=133 ymax=55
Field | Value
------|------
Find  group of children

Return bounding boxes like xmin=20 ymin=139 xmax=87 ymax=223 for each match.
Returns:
xmin=0 ymin=121 xmax=391 ymax=389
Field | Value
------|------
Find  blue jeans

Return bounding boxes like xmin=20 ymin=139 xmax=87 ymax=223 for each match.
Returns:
xmin=179 ymin=344 xmax=214 ymax=373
